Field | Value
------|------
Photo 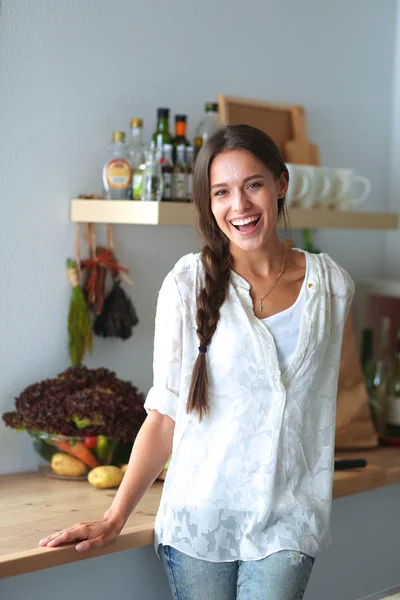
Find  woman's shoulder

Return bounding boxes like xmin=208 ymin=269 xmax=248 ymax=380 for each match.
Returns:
xmin=309 ymin=251 xmax=355 ymax=299
xmin=161 ymin=253 xmax=202 ymax=295
xmin=171 ymin=252 xmax=201 ymax=275
xmin=169 ymin=252 xmax=202 ymax=283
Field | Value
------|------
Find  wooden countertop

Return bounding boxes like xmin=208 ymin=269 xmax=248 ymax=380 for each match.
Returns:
xmin=1 ymin=447 xmax=400 ymax=579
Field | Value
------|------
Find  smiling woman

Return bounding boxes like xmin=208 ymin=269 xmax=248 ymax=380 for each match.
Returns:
xmin=39 ymin=125 xmax=354 ymax=600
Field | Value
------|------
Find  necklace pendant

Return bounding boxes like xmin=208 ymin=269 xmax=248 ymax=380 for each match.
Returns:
xmin=259 ymin=301 xmax=263 ymax=313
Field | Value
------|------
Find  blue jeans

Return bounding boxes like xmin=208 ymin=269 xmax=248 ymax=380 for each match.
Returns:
xmin=160 ymin=545 xmax=315 ymax=600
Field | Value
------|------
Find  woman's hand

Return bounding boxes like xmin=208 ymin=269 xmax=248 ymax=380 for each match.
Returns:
xmin=38 ymin=513 xmax=124 ymax=552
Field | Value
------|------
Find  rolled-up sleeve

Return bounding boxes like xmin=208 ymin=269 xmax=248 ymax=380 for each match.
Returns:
xmin=144 ymin=271 xmax=183 ymax=421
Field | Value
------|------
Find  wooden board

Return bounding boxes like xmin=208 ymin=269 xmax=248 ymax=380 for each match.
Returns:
xmin=284 ymin=138 xmax=318 ymax=165
xmin=284 ymin=105 xmax=320 ymax=165
xmin=217 ymin=95 xmax=320 ymax=165
xmin=218 ymin=95 xmax=294 ymax=157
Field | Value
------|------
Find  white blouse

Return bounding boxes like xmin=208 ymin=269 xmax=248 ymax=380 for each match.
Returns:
xmin=144 ymin=249 xmax=354 ymax=562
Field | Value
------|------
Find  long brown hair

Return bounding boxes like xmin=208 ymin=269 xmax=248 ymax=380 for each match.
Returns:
xmin=187 ymin=124 xmax=289 ymax=420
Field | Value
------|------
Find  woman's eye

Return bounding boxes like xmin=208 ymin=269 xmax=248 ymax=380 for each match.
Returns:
xmin=248 ymin=182 xmax=262 ymax=189
xmin=214 ymin=189 xmax=227 ymax=197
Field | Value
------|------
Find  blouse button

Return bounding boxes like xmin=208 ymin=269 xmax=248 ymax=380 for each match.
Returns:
xmin=307 ymin=283 xmax=313 ymax=288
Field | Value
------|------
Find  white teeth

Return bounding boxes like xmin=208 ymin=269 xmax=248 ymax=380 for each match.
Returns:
xmin=231 ymin=215 xmax=260 ymax=226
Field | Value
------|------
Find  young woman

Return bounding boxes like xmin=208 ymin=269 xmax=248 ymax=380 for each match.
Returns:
xmin=40 ymin=125 xmax=354 ymax=600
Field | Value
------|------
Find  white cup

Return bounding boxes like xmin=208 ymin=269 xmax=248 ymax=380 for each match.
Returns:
xmin=329 ymin=168 xmax=371 ymax=210
xmin=295 ymin=165 xmax=333 ymax=209
xmin=285 ymin=163 xmax=311 ymax=206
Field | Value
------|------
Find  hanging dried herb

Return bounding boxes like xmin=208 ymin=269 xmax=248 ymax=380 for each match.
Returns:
xmin=67 ymin=259 xmax=93 ymax=366
xmin=94 ymin=280 xmax=139 ymax=340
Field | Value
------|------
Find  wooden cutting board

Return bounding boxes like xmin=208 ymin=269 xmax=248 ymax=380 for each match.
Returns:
xmin=217 ymin=95 xmax=320 ymax=166
xmin=284 ymin=138 xmax=320 ymax=165
xmin=283 ymin=105 xmax=320 ymax=165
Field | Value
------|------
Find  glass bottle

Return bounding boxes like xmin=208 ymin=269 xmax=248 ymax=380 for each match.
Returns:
xmin=387 ymin=330 xmax=400 ymax=437
xmin=103 ymin=132 xmax=133 ymax=200
xmin=185 ymin=146 xmax=194 ymax=202
xmin=193 ymin=136 xmax=203 ymax=160
xmin=372 ymin=317 xmax=392 ymax=438
xmin=172 ymin=115 xmax=190 ymax=163
xmin=141 ymin=145 xmax=163 ymax=202
xmin=127 ymin=118 xmax=145 ymax=201
xmin=161 ymin=144 xmax=173 ymax=201
xmin=152 ymin=108 xmax=172 ymax=154
xmin=361 ymin=328 xmax=374 ymax=371
xmin=195 ymin=102 xmax=223 ymax=145
xmin=360 ymin=328 xmax=377 ymax=429
xmin=172 ymin=144 xmax=187 ymax=201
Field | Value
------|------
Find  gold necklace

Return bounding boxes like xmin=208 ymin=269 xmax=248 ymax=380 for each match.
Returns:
xmin=258 ymin=247 xmax=286 ymax=313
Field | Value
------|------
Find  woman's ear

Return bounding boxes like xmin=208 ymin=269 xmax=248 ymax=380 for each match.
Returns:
xmin=278 ymin=172 xmax=289 ymax=198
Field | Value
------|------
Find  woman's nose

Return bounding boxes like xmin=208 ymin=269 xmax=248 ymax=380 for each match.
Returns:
xmin=232 ymin=189 xmax=249 ymax=212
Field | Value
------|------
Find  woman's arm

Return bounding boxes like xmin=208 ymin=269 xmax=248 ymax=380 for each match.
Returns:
xmin=39 ymin=409 xmax=174 ymax=551
xmin=105 ymin=408 xmax=174 ymax=527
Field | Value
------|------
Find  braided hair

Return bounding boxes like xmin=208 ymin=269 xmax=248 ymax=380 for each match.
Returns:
xmin=187 ymin=124 xmax=289 ymax=420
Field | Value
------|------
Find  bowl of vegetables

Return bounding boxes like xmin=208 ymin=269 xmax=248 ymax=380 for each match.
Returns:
xmin=28 ymin=430 xmax=134 ymax=478
xmin=3 ymin=365 xmax=147 ymax=479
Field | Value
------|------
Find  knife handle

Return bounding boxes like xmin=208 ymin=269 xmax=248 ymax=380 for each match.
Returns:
xmin=334 ymin=459 xmax=367 ymax=471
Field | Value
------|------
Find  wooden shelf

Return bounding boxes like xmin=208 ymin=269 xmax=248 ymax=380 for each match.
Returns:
xmin=286 ymin=208 xmax=398 ymax=230
xmin=70 ymin=199 xmax=399 ymax=230
xmin=70 ymin=200 xmax=194 ymax=226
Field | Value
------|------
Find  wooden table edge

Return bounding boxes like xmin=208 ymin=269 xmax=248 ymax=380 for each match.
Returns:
xmin=0 ymin=524 xmax=155 ymax=579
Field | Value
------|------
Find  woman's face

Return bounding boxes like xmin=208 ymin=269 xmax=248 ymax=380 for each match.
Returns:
xmin=210 ymin=149 xmax=287 ymax=253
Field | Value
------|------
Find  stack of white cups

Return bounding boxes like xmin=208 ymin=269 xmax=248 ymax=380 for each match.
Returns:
xmin=285 ymin=164 xmax=371 ymax=210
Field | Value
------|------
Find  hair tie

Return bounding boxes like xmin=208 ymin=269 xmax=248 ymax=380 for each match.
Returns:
xmin=198 ymin=345 xmax=207 ymax=354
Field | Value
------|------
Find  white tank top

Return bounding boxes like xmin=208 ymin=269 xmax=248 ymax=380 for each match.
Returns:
xmin=261 ymin=278 xmax=307 ymax=373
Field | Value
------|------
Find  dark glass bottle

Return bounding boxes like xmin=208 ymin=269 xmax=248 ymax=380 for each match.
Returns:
xmin=152 ymin=108 xmax=172 ymax=153
xmin=361 ymin=328 xmax=374 ymax=376
xmin=387 ymin=330 xmax=400 ymax=437
xmin=161 ymin=144 xmax=173 ymax=201
xmin=172 ymin=144 xmax=187 ymax=201
xmin=172 ymin=115 xmax=190 ymax=163
xmin=361 ymin=328 xmax=377 ymax=428
xmin=185 ymin=146 xmax=194 ymax=202
xmin=372 ymin=317 xmax=392 ymax=437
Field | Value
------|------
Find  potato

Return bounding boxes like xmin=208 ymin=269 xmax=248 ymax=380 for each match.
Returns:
xmin=120 ymin=464 xmax=128 ymax=475
xmin=51 ymin=453 xmax=87 ymax=477
xmin=88 ymin=466 xmax=123 ymax=489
